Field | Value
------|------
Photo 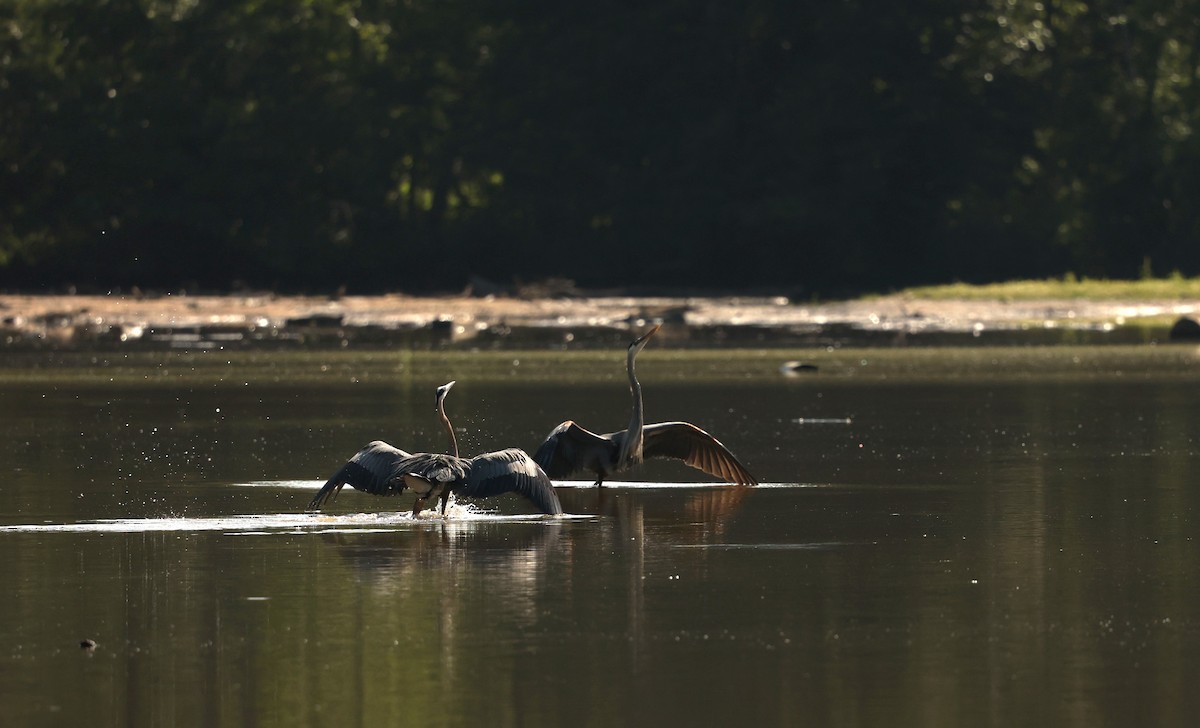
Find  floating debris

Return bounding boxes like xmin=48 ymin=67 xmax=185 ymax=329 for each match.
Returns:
xmin=1168 ymin=316 xmax=1200 ymax=341
xmin=781 ymin=361 xmax=819 ymax=375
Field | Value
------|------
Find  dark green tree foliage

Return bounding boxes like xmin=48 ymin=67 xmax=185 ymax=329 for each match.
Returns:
xmin=1 ymin=0 xmax=1199 ymax=293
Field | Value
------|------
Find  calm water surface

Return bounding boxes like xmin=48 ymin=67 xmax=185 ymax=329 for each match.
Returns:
xmin=3 ymin=346 xmax=1200 ymax=726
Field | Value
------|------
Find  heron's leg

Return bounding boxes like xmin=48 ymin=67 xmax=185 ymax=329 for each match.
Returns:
xmin=438 ymin=491 xmax=451 ymax=515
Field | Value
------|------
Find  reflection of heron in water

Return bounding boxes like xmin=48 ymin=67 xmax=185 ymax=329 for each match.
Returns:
xmin=554 ymin=485 xmax=751 ymax=541
xmin=534 ymin=324 xmax=757 ymax=487
xmin=317 ymin=519 xmax=565 ymax=586
xmin=308 ymin=381 xmax=563 ymax=516
xmin=314 ymin=521 xmax=565 ymax=694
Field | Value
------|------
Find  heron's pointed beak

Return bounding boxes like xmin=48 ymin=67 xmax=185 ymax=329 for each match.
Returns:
xmin=435 ymin=380 xmax=456 ymax=408
xmin=630 ymin=323 xmax=662 ymax=350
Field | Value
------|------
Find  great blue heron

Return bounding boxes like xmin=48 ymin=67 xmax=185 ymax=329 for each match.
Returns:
xmin=533 ymin=324 xmax=756 ymax=486
xmin=308 ymin=381 xmax=563 ymax=516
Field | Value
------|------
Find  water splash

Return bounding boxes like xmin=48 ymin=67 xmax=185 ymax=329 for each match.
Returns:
xmin=235 ymin=479 xmax=816 ymax=490
xmin=527 ymin=480 xmax=814 ymax=489
xmin=0 ymin=504 xmax=577 ymax=534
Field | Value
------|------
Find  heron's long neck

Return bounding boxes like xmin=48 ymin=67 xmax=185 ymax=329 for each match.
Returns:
xmin=438 ymin=402 xmax=460 ymax=458
xmin=620 ymin=347 xmax=645 ymax=467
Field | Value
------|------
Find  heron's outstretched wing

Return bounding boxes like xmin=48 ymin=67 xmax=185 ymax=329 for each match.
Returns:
xmin=307 ymin=440 xmax=412 ymax=510
xmin=533 ymin=421 xmax=614 ymax=479
xmin=461 ymin=448 xmax=563 ymax=515
xmin=642 ymin=422 xmax=757 ymax=486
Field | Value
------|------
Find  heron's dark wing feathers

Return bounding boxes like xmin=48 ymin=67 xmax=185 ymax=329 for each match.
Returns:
xmin=461 ymin=448 xmax=563 ymax=515
xmin=642 ymin=422 xmax=757 ymax=486
xmin=533 ymin=421 xmax=613 ymax=479
xmin=308 ymin=440 xmax=412 ymax=510
xmin=307 ymin=465 xmax=352 ymax=511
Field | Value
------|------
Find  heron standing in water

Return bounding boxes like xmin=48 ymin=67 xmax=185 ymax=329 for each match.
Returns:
xmin=533 ymin=324 xmax=756 ymax=487
xmin=308 ymin=381 xmax=563 ymax=516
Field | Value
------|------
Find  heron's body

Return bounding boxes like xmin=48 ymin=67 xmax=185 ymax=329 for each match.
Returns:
xmin=534 ymin=325 xmax=756 ymax=487
xmin=308 ymin=382 xmax=563 ymax=516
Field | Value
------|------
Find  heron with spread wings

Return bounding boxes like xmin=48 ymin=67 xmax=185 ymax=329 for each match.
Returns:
xmin=533 ymin=325 xmax=756 ymax=487
xmin=308 ymin=381 xmax=563 ymax=516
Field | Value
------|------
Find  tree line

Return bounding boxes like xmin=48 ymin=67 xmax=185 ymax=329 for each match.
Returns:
xmin=3 ymin=0 xmax=1199 ymax=295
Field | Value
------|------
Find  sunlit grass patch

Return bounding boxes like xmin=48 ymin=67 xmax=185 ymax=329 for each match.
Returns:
xmin=899 ymin=273 xmax=1200 ymax=300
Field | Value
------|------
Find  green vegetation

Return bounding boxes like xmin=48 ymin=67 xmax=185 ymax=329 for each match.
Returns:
xmin=3 ymin=2 xmax=1200 ymax=293
xmin=900 ymin=274 xmax=1200 ymax=301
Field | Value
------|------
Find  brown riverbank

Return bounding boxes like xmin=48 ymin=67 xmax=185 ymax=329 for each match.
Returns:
xmin=2 ymin=291 xmax=1198 ymax=350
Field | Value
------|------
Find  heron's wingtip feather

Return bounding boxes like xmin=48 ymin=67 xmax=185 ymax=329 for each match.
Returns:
xmin=307 ymin=473 xmax=346 ymax=511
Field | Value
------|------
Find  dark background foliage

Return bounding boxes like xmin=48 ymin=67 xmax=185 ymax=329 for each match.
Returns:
xmin=3 ymin=0 xmax=1199 ymax=295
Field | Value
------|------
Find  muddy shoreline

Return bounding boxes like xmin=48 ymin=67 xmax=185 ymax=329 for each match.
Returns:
xmin=2 ymin=292 xmax=1198 ymax=350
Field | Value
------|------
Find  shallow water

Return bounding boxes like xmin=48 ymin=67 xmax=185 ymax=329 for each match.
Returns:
xmin=3 ymin=346 xmax=1200 ymax=726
